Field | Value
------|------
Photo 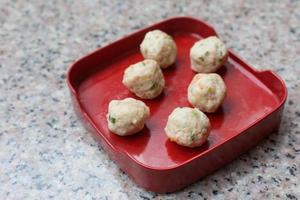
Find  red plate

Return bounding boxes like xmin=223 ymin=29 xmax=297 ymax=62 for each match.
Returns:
xmin=67 ymin=17 xmax=287 ymax=193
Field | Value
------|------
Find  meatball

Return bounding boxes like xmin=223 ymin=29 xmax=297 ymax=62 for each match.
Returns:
xmin=188 ymin=73 xmax=226 ymax=113
xmin=107 ymin=98 xmax=150 ymax=136
xmin=165 ymin=107 xmax=210 ymax=148
xmin=190 ymin=36 xmax=228 ymax=73
xmin=122 ymin=59 xmax=165 ymax=99
xmin=140 ymin=30 xmax=177 ymax=68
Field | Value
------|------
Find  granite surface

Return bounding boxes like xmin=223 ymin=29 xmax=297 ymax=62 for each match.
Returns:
xmin=0 ymin=0 xmax=299 ymax=199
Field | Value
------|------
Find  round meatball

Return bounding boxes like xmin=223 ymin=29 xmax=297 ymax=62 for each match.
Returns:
xmin=140 ymin=30 xmax=177 ymax=68
xmin=190 ymin=36 xmax=228 ymax=73
xmin=165 ymin=107 xmax=210 ymax=148
xmin=188 ymin=73 xmax=226 ymax=113
xmin=107 ymin=98 xmax=150 ymax=136
xmin=122 ymin=59 xmax=165 ymax=99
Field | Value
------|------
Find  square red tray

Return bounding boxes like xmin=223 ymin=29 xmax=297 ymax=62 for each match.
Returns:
xmin=67 ymin=17 xmax=287 ymax=193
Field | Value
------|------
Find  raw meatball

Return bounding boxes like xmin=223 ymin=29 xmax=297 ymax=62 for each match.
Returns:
xmin=122 ymin=59 xmax=165 ymax=99
xmin=165 ymin=107 xmax=210 ymax=148
xmin=190 ymin=36 xmax=228 ymax=73
xmin=188 ymin=73 xmax=226 ymax=113
xmin=140 ymin=30 xmax=177 ymax=68
xmin=107 ymin=98 xmax=150 ymax=136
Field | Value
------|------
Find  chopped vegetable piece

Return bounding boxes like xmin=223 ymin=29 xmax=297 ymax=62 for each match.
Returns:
xmin=192 ymin=110 xmax=199 ymax=117
xmin=207 ymin=87 xmax=215 ymax=93
xmin=198 ymin=56 xmax=205 ymax=62
xmin=190 ymin=134 xmax=196 ymax=142
xmin=150 ymin=82 xmax=159 ymax=90
xmin=109 ymin=115 xmax=116 ymax=123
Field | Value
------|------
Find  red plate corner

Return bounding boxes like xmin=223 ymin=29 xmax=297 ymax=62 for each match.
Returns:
xmin=66 ymin=17 xmax=287 ymax=193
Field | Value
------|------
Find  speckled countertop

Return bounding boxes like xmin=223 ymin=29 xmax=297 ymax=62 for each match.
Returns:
xmin=0 ymin=0 xmax=299 ymax=199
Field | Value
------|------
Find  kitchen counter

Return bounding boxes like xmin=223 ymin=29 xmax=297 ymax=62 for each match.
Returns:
xmin=0 ymin=0 xmax=299 ymax=199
